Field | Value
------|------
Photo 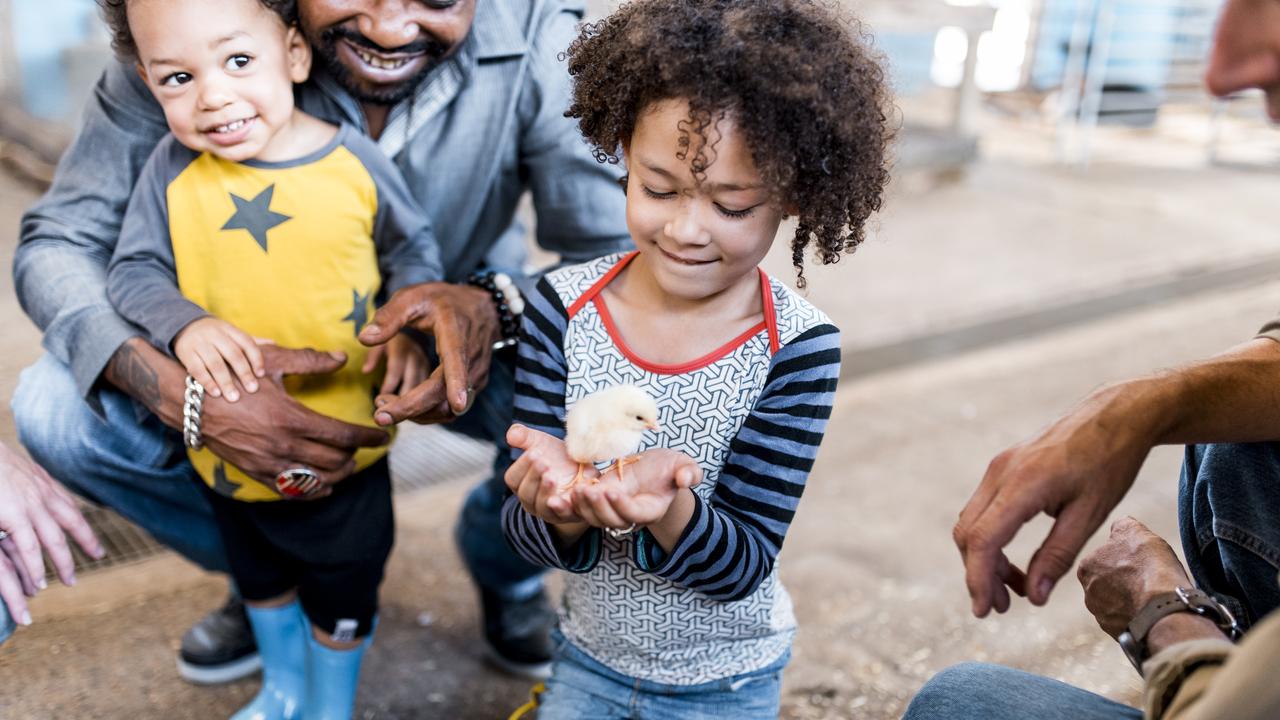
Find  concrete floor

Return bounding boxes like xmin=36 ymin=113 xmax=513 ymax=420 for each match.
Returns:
xmin=3 ymin=102 xmax=1280 ymax=717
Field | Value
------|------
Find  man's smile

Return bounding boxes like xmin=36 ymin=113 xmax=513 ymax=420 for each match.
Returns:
xmin=336 ymin=37 xmax=433 ymax=84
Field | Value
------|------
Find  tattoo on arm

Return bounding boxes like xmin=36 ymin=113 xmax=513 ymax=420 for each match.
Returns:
xmin=107 ymin=341 xmax=162 ymax=412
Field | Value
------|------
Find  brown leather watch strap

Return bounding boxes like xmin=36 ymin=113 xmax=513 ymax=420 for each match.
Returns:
xmin=1128 ymin=591 xmax=1191 ymax=639
xmin=1119 ymin=586 xmax=1241 ymax=673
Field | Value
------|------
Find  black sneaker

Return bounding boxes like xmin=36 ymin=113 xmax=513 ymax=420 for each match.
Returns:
xmin=480 ymin=587 xmax=554 ymax=680
xmin=176 ymin=594 xmax=261 ymax=685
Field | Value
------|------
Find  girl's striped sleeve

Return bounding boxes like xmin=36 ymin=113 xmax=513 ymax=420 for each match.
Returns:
xmin=632 ymin=324 xmax=841 ymax=601
xmin=500 ymin=277 xmax=602 ymax=572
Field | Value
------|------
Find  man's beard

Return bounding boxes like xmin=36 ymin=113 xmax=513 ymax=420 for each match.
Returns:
xmin=310 ymin=26 xmax=450 ymax=106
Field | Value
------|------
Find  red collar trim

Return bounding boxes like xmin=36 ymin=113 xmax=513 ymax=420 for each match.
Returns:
xmin=566 ymin=251 xmax=639 ymax=319
xmin=566 ymin=251 xmax=780 ymax=374
xmin=759 ymin=268 xmax=780 ymax=355
xmin=593 ymin=296 xmax=767 ymax=375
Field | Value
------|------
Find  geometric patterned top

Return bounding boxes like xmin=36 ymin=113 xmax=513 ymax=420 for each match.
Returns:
xmin=503 ymin=252 xmax=841 ymax=684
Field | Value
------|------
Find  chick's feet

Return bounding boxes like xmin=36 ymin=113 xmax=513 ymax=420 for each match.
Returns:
xmin=561 ymin=463 xmax=590 ymax=494
xmin=600 ymin=455 xmax=640 ymax=485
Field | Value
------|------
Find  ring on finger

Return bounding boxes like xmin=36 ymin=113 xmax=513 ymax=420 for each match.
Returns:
xmin=275 ymin=467 xmax=323 ymax=499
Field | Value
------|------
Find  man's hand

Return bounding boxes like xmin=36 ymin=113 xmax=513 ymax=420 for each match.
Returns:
xmin=953 ymin=386 xmax=1155 ymax=618
xmin=359 ymin=282 xmax=499 ymax=426
xmin=361 ymin=333 xmax=429 ymax=396
xmin=0 ymin=442 xmax=105 ymax=627
xmin=1078 ymin=517 xmax=1193 ymax=638
xmin=200 ymin=344 xmax=392 ymax=495
xmin=105 ymin=339 xmax=390 ymax=497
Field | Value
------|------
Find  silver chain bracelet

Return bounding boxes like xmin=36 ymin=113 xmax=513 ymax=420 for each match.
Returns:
xmin=182 ymin=376 xmax=205 ymax=450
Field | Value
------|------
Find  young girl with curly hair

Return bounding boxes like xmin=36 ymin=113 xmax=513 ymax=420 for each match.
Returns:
xmin=501 ymin=0 xmax=892 ymax=716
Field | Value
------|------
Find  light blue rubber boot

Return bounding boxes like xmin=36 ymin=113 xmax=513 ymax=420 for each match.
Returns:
xmin=232 ymin=601 xmax=307 ymax=720
xmin=303 ymin=622 xmax=374 ymax=720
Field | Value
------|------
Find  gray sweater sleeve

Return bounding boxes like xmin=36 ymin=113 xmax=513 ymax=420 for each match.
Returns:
xmin=106 ymin=137 xmax=210 ymax=352
xmin=13 ymin=60 xmax=169 ymax=401
xmin=340 ymin=128 xmax=444 ymax=297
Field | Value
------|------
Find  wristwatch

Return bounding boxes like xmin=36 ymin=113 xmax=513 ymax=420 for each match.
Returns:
xmin=1118 ymin=585 xmax=1241 ymax=672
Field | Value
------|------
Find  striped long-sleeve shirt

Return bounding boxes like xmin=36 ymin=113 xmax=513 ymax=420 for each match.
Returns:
xmin=502 ymin=252 xmax=840 ymax=684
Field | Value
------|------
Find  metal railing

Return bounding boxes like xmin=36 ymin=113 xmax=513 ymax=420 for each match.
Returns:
xmin=1055 ymin=0 xmax=1223 ymax=165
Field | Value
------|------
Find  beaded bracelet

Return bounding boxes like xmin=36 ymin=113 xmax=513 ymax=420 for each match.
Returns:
xmin=467 ymin=270 xmax=525 ymax=349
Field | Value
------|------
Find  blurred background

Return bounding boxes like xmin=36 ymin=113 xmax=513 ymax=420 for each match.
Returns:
xmin=2 ymin=0 xmax=1279 ymax=718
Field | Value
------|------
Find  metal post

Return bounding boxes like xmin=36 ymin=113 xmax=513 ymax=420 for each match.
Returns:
xmin=952 ymin=26 xmax=984 ymax=137
xmin=0 ymin=0 xmax=18 ymax=97
xmin=1058 ymin=0 xmax=1098 ymax=163
xmin=1076 ymin=0 xmax=1116 ymax=168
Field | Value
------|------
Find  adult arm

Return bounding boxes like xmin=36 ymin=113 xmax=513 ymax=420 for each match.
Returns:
xmin=104 ymin=339 xmax=388 ymax=490
xmin=353 ymin=123 xmax=493 ymax=425
xmin=954 ymin=334 xmax=1280 ymax=618
xmin=14 ymin=61 xmax=168 ymax=406
xmin=632 ymin=325 xmax=841 ymax=602
xmin=1143 ymin=614 xmax=1280 ymax=719
xmin=355 ymin=2 xmax=634 ymax=425
xmin=1075 ymin=516 xmax=1280 ymax=719
xmin=516 ymin=0 xmax=632 ymax=272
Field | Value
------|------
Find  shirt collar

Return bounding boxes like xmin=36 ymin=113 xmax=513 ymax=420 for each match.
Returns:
xmin=469 ymin=0 xmax=531 ymax=61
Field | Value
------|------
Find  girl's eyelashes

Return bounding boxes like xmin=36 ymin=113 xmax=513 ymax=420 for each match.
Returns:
xmin=642 ymin=184 xmax=760 ymax=219
xmin=715 ymin=203 xmax=757 ymax=219
xmin=226 ymin=54 xmax=253 ymax=70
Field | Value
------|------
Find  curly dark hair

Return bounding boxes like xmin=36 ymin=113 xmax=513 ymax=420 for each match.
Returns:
xmin=565 ymin=0 xmax=893 ymax=286
xmin=98 ymin=0 xmax=298 ymax=60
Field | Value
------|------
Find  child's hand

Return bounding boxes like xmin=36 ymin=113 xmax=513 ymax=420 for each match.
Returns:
xmin=570 ymin=449 xmax=702 ymax=529
xmin=362 ymin=333 xmax=428 ymax=396
xmin=505 ymin=424 xmax=590 ymax=525
xmin=173 ymin=317 xmax=265 ymax=402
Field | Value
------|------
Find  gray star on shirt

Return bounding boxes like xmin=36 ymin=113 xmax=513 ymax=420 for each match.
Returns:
xmin=212 ymin=462 xmax=241 ymax=496
xmin=342 ymin=288 xmax=373 ymax=337
xmin=221 ymin=184 xmax=291 ymax=252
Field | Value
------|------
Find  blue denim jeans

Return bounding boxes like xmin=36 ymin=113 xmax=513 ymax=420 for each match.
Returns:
xmin=902 ymin=663 xmax=1142 ymax=720
xmin=536 ymin=631 xmax=788 ymax=719
xmin=1179 ymin=443 xmax=1280 ymax=629
xmin=8 ymin=352 xmax=543 ymax=601
xmin=905 ymin=442 xmax=1280 ymax=719
xmin=0 ymin=600 xmax=13 ymax=645
xmin=445 ymin=348 xmax=545 ymax=598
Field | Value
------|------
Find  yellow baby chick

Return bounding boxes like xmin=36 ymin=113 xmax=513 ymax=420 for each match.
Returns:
xmin=563 ymin=384 xmax=661 ymax=492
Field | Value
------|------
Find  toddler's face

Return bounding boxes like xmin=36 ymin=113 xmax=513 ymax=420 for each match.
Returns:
xmin=623 ymin=99 xmax=784 ymax=304
xmin=129 ymin=0 xmax=311 ymax=162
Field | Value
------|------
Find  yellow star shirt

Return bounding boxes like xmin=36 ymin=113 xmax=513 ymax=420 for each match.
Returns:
xmin=108 ymin=125 xmax=442 ymax=501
